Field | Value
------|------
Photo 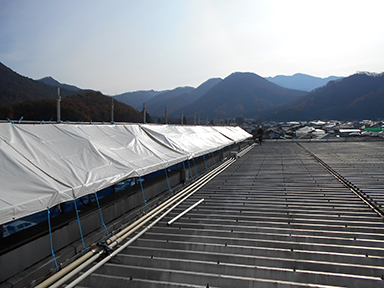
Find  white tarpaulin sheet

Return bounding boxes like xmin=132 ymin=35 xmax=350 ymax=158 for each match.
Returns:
xmin=213 ymin=126 xmax=252 ymax=143
xmin=141 ymin=124 xmax=240 ymax=158
xmin=0 ymin=123 xmax=250 ymax=225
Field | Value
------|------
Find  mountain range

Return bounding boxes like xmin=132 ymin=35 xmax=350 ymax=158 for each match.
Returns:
xmin=146 ymin=78 xmax=223 ymax=117
xmin=1 ymin=61 xmax=383 ymax=122
xmin=114 ymin=90 xmax=165 ymax=111
xmin=272 ymin=72 xmax=384 ymax=121
xmin=114 ymin=73 xmax=342 ymax=119
xmin=266 ymin=73 xmax=342 ymax=92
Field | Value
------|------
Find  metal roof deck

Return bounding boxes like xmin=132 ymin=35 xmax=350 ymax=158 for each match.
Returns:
xmin=70 ymin=140 xmax=384 ymax=287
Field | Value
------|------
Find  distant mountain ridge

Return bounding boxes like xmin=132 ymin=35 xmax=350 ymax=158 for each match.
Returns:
xmin=146 ymin=78 xmax=222 ymax=117
xmin=271 ymin=72 xmax=384 ymax=121
xmin=114 ymin=90 xmax=166 ymax=111
xmin=38 ymin=76 xmax=82 ymax=91
xmin=266 ymin=73 xmax=343 ymax=92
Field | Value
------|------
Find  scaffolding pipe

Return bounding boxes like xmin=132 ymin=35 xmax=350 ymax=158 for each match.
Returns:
xmin=56 ymin=88 xmax=61 ymax=122
xmin=111 ymin=96 xmax=114 ymax=123
xmin=237 ymin=143 xmax=256 ymax=157
xmin=143 ymin=103 xmax=146 ymax=123
xmin=37 ymin=154 xmax=238 ymax=288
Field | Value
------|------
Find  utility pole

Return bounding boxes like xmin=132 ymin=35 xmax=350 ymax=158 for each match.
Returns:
xmin=111 ymin=96 xmax=114 ymax=123
xmin=198 ymin=113 xmax=200 ymax=125
xmin=143 ymin=103 xmax=146 ymax=123
xmin=181 ymin=110 xmax=183 ymax=125
xmin=165 ymin=107 xmax=168 ymax=124
xmin=206 ymin=115 xmax=209 ymax=126
xmin=193 ymin=112 xmax=196 ymax=125
xmin=57 ymin=87 xmax=61 ymax=122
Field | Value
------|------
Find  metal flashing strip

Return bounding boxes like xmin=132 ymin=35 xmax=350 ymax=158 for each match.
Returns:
xmin=167 ymin=198 xmax=205 ymax=226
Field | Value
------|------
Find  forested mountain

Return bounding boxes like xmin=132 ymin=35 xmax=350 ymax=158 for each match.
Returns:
xmin=38 ymin=76 xmax=82 ymax=91
xmin=0 ymin=62 xmax=75 ymax=104
xmin=271 ymin=72 xmax=384 ymax=121
xmin=146 ymin=78 xmax=222 ymax=117
xmin=266 ymin=73 xmax=342 ymax=92
xmin=1 ymin=90 xmax=147 ymax=122
xmin=145 ymin=86 xmax=195 ymax=116
xmin=0 ymin=62 xmax=146 ymax=122
xmin=114 ymin=90 xmax=164 ymax=110
xmin=173 ymin=72 xmax=306 ymax=119
xmin=60 ymin=91 xmax=145 ymax=122
xmin=187 ymin=78 xmax=222 ymax=100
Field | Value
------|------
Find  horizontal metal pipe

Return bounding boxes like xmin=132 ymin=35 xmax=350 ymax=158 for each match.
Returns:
xmin=237 ymin=143 xmax=255 ymax=157
xmin=35 ymin=247 xmax=100 ymax=288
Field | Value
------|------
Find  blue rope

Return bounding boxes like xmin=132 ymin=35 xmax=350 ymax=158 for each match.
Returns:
xmin=139 ymin=176 xmax=149 ymax=211
xmin=73 ymin=200 xmax=86 ymax=250
xmin=212 ymin=152 xmax=216 ymax=164
xmin=182 ymin=161 xmax=189 ymax=184
xmin=187 ymin=160 xmax=194 ymax=180
xmin=192 ymin=158 xmax=198 ymax=177
xmin=47 ymin=209 xmax=59 ymax=271
xmin=94 ymin=192 xmax=109 ymax=236
xmin=164 ymin=168 xmax=173 ymax=195
xmin=203 ymin=155 xmax=208 ymax=170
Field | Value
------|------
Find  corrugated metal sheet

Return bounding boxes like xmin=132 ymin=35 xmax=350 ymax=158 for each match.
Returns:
xmin=73 ymin=141 xmax=384 ymax=287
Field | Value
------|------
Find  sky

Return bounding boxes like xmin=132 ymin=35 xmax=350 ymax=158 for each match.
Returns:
xmin=1 ymin=0 xmax=384 ymax=95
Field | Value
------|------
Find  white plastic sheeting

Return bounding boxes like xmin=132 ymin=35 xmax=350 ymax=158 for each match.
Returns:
xmin=212 ymin=126 xmax=252 ymax=143
xmin=0 ymin=123 xmax=251 ymax=225
xmin=141 ymin=124 xmax=234 ymax=158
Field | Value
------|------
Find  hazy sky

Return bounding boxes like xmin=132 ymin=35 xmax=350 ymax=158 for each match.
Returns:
xmin=1 ymin=0 xmax=383 ymax=94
